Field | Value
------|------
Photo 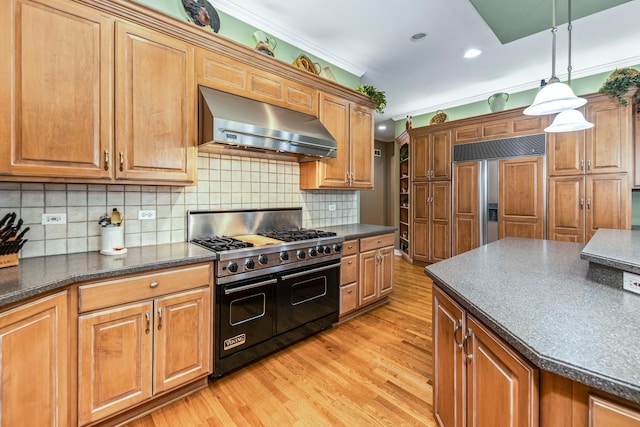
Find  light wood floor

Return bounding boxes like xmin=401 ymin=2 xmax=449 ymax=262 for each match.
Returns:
xmin=126 ymin=256 xmax=436 ymax=426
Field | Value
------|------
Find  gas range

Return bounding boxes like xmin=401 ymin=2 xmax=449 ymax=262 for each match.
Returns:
xmin=187 ymin=209 xmax=344 ymax=284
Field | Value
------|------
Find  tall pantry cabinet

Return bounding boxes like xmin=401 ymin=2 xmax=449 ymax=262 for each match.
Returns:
xmin=547 ymin=92 xmax=634 ymax=243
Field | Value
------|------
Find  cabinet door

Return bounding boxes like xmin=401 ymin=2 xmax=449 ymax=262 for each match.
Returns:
xmin=412 ymin=134 xmax=430 ymax=181
xmin=548 ymin=176 xmax=585 ymax=243
xmin=466 ymin=316 xmax=539 ymax=427
xmin=547 ymin=119 xmax=586 ymax=176
xmin=0 ymin=0 xmax=113 ymax=179
xmin=454 ymin=161 xmax=480 ymax=255
xmin=431 ymin=130 xmax=452 ymax=180
xmin=432 ymin=286 xmax=465 ymax=427
xmin=589 ymin=395 xmax=640 ymax=426
xmin=78 ymin=302 xmax=153 ymax=425
xmin=115 ymin=21 xmax=195 ymax=183
xmin=154 ymin=288 xmax=211 ymax=393
xmin=316 ymin=93 xmax=350 ymax=187
xmin=586 ymin=174 xmax=630 ymax=241
xmin=358 ymin=250 xmax=378 ymax=306
xmin=499 ymin=157 xmax=544 ymax=240
xmin=431 ymin=181 xmax=451 ymax=262
xmin=378 ymin=247 xmax=394 ymax=297
xmin=412 ymin=183 xmax=430 ymax=262
xmin=586 ymin=97 xmax=631 ymax=174
xmin=349 ymin=104 xmax=374 ymax=188
xmin=0 ymin=292 xmax=68 ymax=427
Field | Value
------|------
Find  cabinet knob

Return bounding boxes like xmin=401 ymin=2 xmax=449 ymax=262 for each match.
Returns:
xmin=150 ymin=281 xmax=159 ymax=288
xmin=580 ymin=198 xmax=584 ymax=209
xmin=347 ymin=289 xmax=353 ymax=294
xmin=119 ymin=151 xmax=124 ymax=172
xmin=348 ymin=261 xmax=353 ymax=265
xmin=104 ymin=150 xmax=109 ymax=171
xmin=587 ymin=159 xmax=591 ymax=170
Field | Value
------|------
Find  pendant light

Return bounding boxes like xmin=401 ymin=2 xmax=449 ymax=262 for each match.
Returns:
xmin=523 ymin=0 xmax=586 ymax=116
xmin=544 ymin=0 xmax=593 ymax=132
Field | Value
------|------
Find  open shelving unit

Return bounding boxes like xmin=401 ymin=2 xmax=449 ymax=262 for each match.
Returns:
xmin=397 ymin=132 xmax=411 ymax=262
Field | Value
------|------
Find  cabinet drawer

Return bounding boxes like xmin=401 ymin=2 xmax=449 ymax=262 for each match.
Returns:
xmin=342 ymin=239 xmax=359 ymax=255
xmin=360 ymin=233 xmax=394 ymax=252
xmin=340 ymin=282 xmax=358 ymax=316
xmin=341 ymin=254 xmax=358 ymax=285
xmin=78 ymin=263 xmax=211 ymax=313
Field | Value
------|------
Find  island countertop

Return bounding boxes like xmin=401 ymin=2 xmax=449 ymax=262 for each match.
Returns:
xmin=424 ymin=237 xmax=640 ymax=405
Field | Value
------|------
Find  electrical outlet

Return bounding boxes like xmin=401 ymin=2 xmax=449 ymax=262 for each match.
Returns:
xmin=138 ymin=210 xmax=156 ymax=220
xmin=42 ymin=213 xmax=66 ymax=225
xmin=623 ymin=272 xmax=640 ymax=295
xmin=328 ymin=204 xmax=336 ymax=212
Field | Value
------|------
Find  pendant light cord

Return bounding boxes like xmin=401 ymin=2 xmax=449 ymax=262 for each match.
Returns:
xmin=549 ymin=0 xmax=559 ymax=83
xmin=567 ymin=0 xmax=573 ymax=85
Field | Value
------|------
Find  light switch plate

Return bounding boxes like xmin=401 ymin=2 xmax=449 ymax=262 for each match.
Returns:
xmin=42 ymin=213 xmax=66 ymax=225
xmin=623 ymin=271 xmax=640 ymax=295
xmin=138 ymin=210 xmax=156 ymax=220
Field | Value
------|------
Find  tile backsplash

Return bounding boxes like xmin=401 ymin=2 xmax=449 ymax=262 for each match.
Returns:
xmin=0 ymin=153 xmax=358 ymax=258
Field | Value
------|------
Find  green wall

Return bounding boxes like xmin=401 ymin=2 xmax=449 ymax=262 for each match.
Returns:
xmin=131 ymin=0 xmax=360 ymax=89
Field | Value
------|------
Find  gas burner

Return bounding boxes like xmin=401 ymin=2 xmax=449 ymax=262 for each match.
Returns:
xmin=259 ymin=228 xmax=337 ymax=242
xmin=191 ymin=236 xmax=254 ymax=252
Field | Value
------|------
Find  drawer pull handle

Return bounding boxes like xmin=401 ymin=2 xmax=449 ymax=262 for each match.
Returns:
xmin=463 ymin=328 xmax=473 ymax=361
xmin=348 ymin=261 xmax=353 ymax=265
xmin=453 ymin=320 xmax=463 ymax=350
xmin=157 ymin=308 xmax=162 ymax=330
xmin=347 ymin=289 xmax=353 ymax=294
xmin=348 ymin=245 xmax=353 ymax=249
xmin=104 ymin=150 xmax=109 ymax=171
xmin=119 ymin=151 xmax=124 ymax=172
xmin=377 ymin=240 xmax=382 ymax=243
xmin=145 ymin=311 xmax=150 ymax=334
xmin=150 ymin=281 xmax=159 ymax=288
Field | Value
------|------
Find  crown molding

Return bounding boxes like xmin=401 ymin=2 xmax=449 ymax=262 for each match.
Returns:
xmin=212 ymin=0 xmax=366 ymax=77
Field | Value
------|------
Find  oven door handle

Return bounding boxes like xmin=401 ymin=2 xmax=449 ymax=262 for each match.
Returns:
xmin=280 ymin=263 xmax=339 ymax=281
xmin=224 ymin=278 xmax=277 ymax=295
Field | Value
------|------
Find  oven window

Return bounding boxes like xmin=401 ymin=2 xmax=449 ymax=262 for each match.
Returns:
xmin=290 ymin=277 xmax=327 ymax=305
xmin=229 ymin=293 xmax=266 ymax=326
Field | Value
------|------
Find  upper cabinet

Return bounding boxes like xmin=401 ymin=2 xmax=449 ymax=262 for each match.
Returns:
xmin=411 ymin=130 xmax=451 ymax=181
xmin=0 ymin=0 xmax=196 ymax=185
xmin=300 ymin=93 xmax=374 ymax=190
xmin=548 ymin=93 xmax=633 ymax=176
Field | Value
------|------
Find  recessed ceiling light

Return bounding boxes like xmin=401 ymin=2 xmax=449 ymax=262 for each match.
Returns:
xmin=410 ymin=32 xmax=427 ymax=42
xmin=464 ymin=48 xmax=482 ymax=58
xmin=378 ymin=124 xmax=387 ymax=130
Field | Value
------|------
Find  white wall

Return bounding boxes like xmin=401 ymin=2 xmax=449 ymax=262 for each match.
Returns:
xmin=0 ymin=153 xmax=358 ymax=258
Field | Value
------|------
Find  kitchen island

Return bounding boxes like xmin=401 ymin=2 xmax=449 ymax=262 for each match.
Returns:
xmin=425 ymin=234 xmax=640 ymax=426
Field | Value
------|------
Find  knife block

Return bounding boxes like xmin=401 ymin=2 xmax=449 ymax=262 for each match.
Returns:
xmin=0 ymin=238 xmax=19 ymax=269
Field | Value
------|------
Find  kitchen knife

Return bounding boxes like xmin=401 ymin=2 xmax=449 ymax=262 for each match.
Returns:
xmin=0 ymin=212 xmax=13 ymax=229
xmin=14 ymin=226 xmax=30 ymax=242
xmin=14 ymin=239 xmax=28 ymax=253
xmin=0 ymin=212 xmax=16 ymax=236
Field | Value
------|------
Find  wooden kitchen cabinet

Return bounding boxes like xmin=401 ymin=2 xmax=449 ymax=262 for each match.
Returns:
xmin=499 ymin=156 xmax=544 ymax=240
xmin=0 ymin=292 xmax=68 ymax=427
xmin=413 ymin=181 xmax=451 ymax=263
xmin=0 ymin=0 xmax=113 ymax=181
xmin=299 ymin=93 xmax=374 ymax=189
xmin=453 ymin=161 xmax=480 ymax=256
xmin=548 ymin=174 xmax=630 ymax=243
xmin=339 ymin=239 xmax=359 ymax=317
xmin=0 ymin=0 xmax=197 ymax=185
xmin=433 ymin=285 xmax=538 ymax=427
xmin=77 ymin=263 xmax=212 ymax=425
xmin=412 ymin=130 xmax=451 ymax=181
xmin=115 ymin=21 xmax=196 ymax=183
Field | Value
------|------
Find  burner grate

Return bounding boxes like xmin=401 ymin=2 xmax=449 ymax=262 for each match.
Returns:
xmin=259 ymin=228 xmax=337 ymax=242
xmin=191 ymin=236 xmax=254 ymax=252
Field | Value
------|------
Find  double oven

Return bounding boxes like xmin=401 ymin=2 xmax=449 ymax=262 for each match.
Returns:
xmin=188 ymin=208 xmax=343 ymax=377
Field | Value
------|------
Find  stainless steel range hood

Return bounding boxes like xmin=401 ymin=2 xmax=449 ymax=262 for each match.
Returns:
xmin=198 ymin=86 xmax=337 ymax=159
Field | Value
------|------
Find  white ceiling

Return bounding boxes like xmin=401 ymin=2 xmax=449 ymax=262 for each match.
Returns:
xmin=213 ymin=0 xmax=640 ymax=141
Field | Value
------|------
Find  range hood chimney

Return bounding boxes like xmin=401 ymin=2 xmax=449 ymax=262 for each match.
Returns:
xmin=198 ymin=86 xmax=337 ymax=160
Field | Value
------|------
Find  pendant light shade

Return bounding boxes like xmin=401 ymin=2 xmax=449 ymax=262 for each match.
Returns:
xmin=544 ymin=109 xmax=594 ymax=132
xmin=523 ymin=81 xmax=586 ymax=115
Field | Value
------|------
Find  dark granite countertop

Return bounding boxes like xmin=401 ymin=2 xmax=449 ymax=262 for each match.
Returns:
xmin=424 ymin=237 xmax=640 ymax=405
xmin=323 ymin=224 xmax=396 ymax=240
xmin=581 ymin=228 xmax=640 ymax=275
xmin=0 ymin=243 xmax=216 ymax=307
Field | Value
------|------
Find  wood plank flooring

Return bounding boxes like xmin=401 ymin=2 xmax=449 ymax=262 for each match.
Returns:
xmin=126 ymin=257 xmax=436 ymax=426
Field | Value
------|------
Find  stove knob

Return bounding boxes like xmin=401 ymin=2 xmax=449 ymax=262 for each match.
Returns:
xmin=279 ymin=251 xmax=289 ymax=262
xmin=227 ymin=261 xmax=238 ymax=273
xmin=244 ymin=259 xmax=255 ymax=270
xmin=333 ymin=243 xmax=342 ymax=253
xmin=324 ymin=246 xmax=332 ymax=254
xmin=318 ymin=245 xmax=331 ymax=254
xmin=308 ymin=247 xmax=317 ymax=257
xmin=316 ymin=245 xmax=325 ymax=255
xmin=258 ymin=254 xmax=268 ymax=265
xmin=296 ymin=250 xmax=306 ymax=259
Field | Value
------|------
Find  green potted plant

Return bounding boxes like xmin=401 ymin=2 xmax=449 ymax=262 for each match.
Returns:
xmin=599 ymin=67 xmax=640 ymax=112
xmin=356 ymin=85 xmax=387 ymax=114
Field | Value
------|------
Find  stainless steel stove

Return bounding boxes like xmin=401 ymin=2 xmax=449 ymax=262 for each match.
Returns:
xmin=187 ymin=208 xmax=344 ymax=377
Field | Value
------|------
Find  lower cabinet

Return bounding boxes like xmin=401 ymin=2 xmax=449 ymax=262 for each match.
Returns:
xmin=338 ymin=233 xmax=394 ymax=318
xmin=0 ymin=292 xmax=68 ymax=427
xmin=77 ymin=263 xmax=212 ymax=425
xmin=433 ymin=285 xmax=538 ymax=427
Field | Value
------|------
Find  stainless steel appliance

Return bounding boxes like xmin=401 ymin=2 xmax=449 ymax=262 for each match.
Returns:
xmin=187 ymin=208 xmax=344 ymax=377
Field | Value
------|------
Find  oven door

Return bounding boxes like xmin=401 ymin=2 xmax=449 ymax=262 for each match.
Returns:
xmin=276 ymin=260 xmax=340 ymax=335
xmin=217 ymin=275 xmax=276 ymax=359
